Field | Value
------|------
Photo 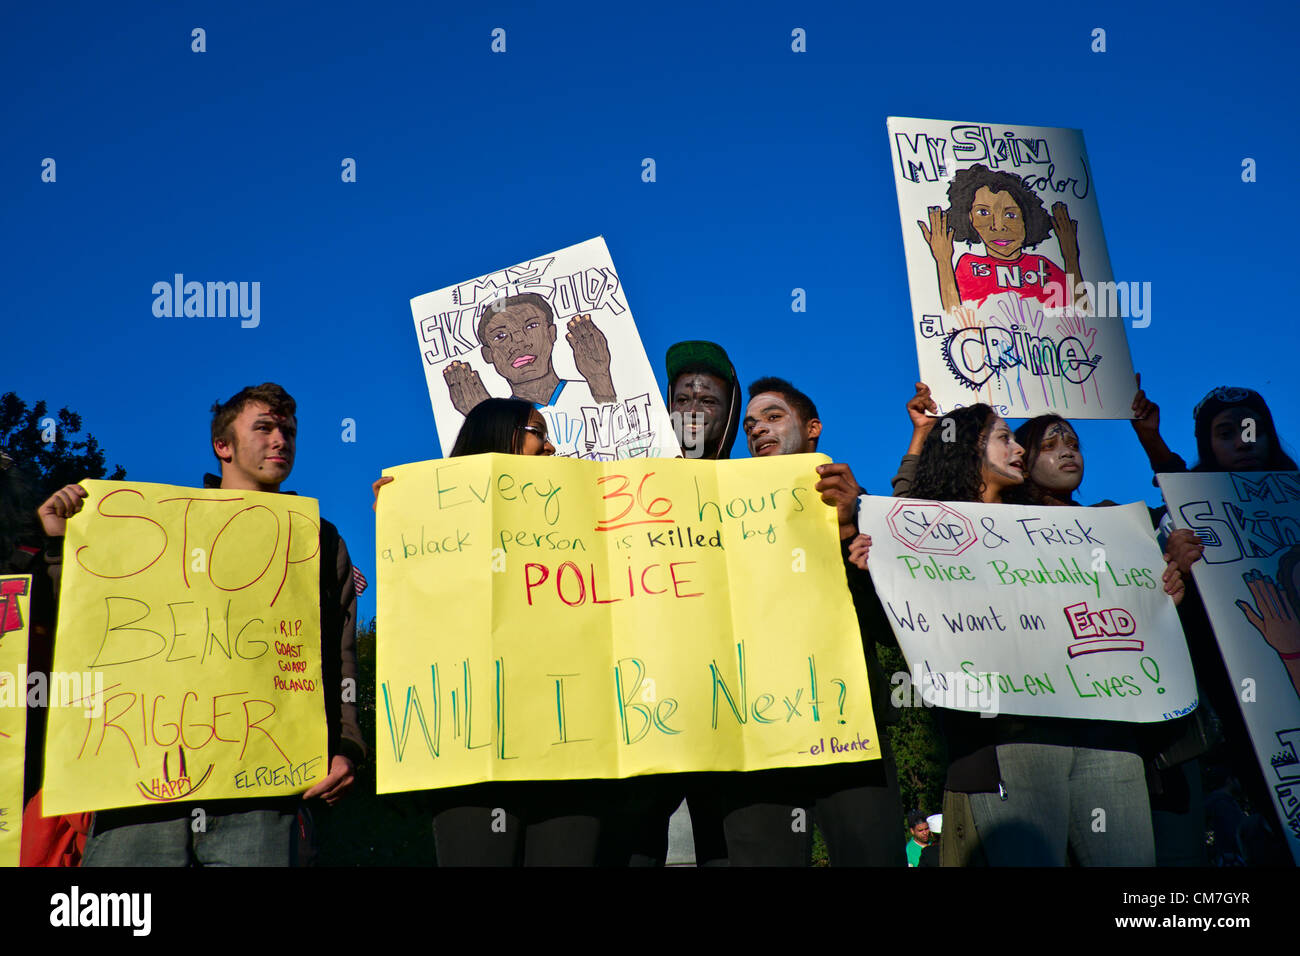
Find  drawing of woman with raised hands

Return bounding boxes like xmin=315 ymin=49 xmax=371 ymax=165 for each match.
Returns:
xmin=918 ymin=163 xmax=1087 ymax=313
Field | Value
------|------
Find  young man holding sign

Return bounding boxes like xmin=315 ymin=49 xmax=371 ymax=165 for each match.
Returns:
xmin=722 ymin=376 xmax=905 ymax=866
xmin=38 ymin=383 xmax=363 ymax=866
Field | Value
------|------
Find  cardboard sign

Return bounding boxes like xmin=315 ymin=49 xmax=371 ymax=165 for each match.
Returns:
xmin=43 ymin=481 xmax=327 ymax=814
xmin=410 ymin=236 xmax=681 ymax=460
xmin=1159 ymin=471 xmax=1300 ymax=863
xmin=0 ymin=575 xmax=30 ymax=866
xmin=887 ymin=117 xmax=1136 ymax=419
xmin=376 ymin=454 xmax=879 ymax=793
xmin=858 ymin=495 xmax=1196 ymax=721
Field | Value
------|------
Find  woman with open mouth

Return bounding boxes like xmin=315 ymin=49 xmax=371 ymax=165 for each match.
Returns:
xmin=874 ymin=392 xmax=1184 ymax=866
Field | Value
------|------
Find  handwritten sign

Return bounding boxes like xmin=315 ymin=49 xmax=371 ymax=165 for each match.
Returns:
xmin=409 ymin=236 xmax=681 ymax=461
xmin=887 ymin=117 xmax=1136 ymax=419
xmin=375 ymin=454 xmax=879 ymax=793
xmin=43 ymin=481 xmax=327 ymax=814
xmin=858 ymin=496 xmax=1196 ymax=721
xmin=0 ymin=575 xmax=30 ymax=866
xmin=1158 ymin=471 xmax=1300 ymax=863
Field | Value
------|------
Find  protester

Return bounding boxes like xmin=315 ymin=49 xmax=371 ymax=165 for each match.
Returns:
xmin=870 ymin=396 xmax=1185 ymax=866
xmin=379 ymin=398 xmax=619 ymax=866
xmin=600 ymin=342 xmax=743 ymax=867
xmin=1131 ymin=380 xmax=1298 ymax=864
xmin=372 ymin=398 xmax=555 ymax=505
xmin=701 ymin=376 xmax=905 ymax=866
xmin=37 ymin=383 xmax=363 ymax=866
xmin=1131 ymin=379 xmax=1298 ymax=476
xmin=905 ymin=810 xmax=932 ymax=867
xmin=665 ymin=340 xmax=741 ymax=462
xmin=918 ymin=813 xmax=943 ymax=867
xmin=1007 ymin=412 xmax=1211 ymax=866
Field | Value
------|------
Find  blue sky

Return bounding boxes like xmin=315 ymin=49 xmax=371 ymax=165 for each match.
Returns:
xmin=3 ymin=1 xmax=1295 ymax=619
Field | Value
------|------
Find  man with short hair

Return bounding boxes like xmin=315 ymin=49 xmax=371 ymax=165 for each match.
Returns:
xmin=716 ymin=376 xmax=905 ymax=866
xmin=38 ymin=382 xmax=364 ymax=866
xmin=906 ymin=811 xmax=933 ymax=867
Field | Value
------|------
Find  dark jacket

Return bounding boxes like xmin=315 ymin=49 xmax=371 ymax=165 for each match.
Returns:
xmin=200 ymin=473 xmax=365 ymax=767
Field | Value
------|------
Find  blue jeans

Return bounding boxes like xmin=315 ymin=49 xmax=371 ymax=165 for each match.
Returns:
xmin=967 ymin=744 xmax=1154 ymax=866
xmin=81 ymin=805 xmax=299 ymax=867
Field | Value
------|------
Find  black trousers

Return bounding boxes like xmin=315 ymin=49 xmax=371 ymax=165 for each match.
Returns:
xmin=599 ymin=773 xmax=730 ymax=866
xmin=432 ymin=780 xmax=606 ymax=866
xmin=716 ymin=755 xmax=906 ymax=866
xmin=602 ymin=754 xmax=905 ymax=866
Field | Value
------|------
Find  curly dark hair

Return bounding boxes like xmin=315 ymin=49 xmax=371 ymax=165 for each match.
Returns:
xmin=1005 ymin=415 xmax=1082 ymax=505
xmin=946 ymin=163 xmax=1054 ymax=249
xmin=910 ymin=404 xmax=996 ymax=503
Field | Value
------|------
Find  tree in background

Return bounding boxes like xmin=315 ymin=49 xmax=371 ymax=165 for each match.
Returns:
xmin=877 ymin=645 xmax=947 ymax=820
xmin=1 ymin=393 xmax=126 ymax=802
xmin=0 ymin=393 xmax=126 ymax=502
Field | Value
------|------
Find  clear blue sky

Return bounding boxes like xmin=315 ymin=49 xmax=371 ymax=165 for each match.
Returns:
xmin=4 ymin=1 xmax=1295 ymax=620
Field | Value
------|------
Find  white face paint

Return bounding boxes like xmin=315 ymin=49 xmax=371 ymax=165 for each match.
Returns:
xmin=980 ymin=417 xmax=1025 ymax=497
xmin=1029 ymin=421 xmax=1083 ymax=495
xmin=742 ymin=392 xmax=820 ymax=457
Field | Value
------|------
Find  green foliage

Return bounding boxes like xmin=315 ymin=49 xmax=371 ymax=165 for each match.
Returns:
xmin=0 ymin=392 xmax=126 ymax=500
xmin=877 ymin=645 xmax=947 ymax=821
xmin=812 ymin=826 xmax=829 ymax=867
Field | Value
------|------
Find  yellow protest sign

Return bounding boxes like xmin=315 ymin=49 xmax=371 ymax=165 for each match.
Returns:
xmin=43 ymin=481 xmax=326 ymax=814
xmin=0 ymin=575 xmax=31 ymax=866
xmin=376 ymin=453 xmax=879 ymax=794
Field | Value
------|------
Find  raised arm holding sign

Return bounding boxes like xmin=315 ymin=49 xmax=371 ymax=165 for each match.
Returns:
xmin=862 ymin=401 xmax=1193 ymax=867
xmin=40 ymin=384 xmax=363 ymax=868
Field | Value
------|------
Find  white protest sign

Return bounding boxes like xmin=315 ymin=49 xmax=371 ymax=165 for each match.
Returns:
xmin=410 ymin=236 xmax=681 ymax=461
xmin=886 ymin=117 xmax=1136 ymax=419
xmin=1158 ymin=471 xmax=1300 ymax=863
xmin=857 ymin=495 xmax=1196 ymax=721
